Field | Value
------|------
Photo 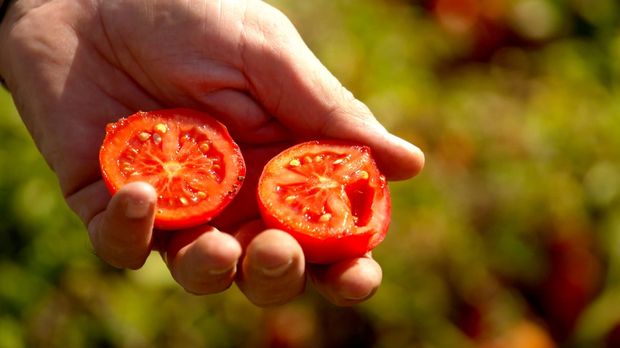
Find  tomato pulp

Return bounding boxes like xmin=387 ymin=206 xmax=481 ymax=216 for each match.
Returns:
xmin=99 ymin=108 xmax=245 ymax=230
xmin=257 ymin=140 xmax=391 ymax=264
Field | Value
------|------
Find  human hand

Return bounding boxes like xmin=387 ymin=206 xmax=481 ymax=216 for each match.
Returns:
xmin=0 ymin=0 xmax=424 ymax=306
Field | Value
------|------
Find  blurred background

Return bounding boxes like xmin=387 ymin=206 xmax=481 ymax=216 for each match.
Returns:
xmin=2 ymin=0 xmax=620 ymax=347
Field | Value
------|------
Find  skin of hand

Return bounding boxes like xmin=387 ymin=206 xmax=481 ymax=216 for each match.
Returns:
xmin=0 ymin=0 xmax=424 ymax=306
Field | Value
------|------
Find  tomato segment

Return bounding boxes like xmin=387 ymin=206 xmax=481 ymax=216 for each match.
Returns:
xmin=100 ymin=108 xmax=245 ymax=230
xmin=257 ymin=140 xmax=391 ymax=264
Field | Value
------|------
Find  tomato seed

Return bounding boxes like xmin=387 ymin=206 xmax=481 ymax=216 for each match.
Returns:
xmin=199 ymin=142 xmax=210 ymax=153
xmin=359 ymin=170 xmax=369 ymax=180
xmin=197 ymin=191 xmax=207 ymax=199
xmin=138 ymin=132 xmax=151 ymax=141
xmin=154 ymin=123 xmax=168 ymax=134
xmin=179 ymin=197 xmax=189 ymax=205
xmin=289 ymin=158 xmax=301 ymax=167
xmin=304 ymin=156 xmax=313 ymax=163
xmin=319 ymin=213 xmax=332 ymax=222
xmin=333 ymin=158 xmax=345 ymax=165
xmin=285 ymin=195 xmax=296 ymax=204
xmin=152 ymin=133 xmax=162 ymax=145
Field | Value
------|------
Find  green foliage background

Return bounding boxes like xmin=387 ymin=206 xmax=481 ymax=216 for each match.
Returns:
xmin=2 ymin=0 xmax=620 ymax=347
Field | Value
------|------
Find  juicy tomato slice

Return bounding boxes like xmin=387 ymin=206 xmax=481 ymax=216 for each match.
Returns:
xmin=257 ymin=140 xmax=391 ymax=264
xmin=99 ymin=108 xmax=245 ymax=230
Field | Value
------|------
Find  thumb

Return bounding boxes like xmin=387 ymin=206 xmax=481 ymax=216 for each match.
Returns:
xmin=87 ymin=182 xmax=157 ymax=269
xmin=241 ymin=2 xmax=424 ymax=180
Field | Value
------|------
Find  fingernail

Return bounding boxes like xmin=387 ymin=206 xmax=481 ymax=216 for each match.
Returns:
xmin=209 ymin=264 xmax=236 ymax=276
xmin=387 ymin=133 xmax=421 ymax=154
xmin=340 ymin=287 xmax=374 ymax=301
xmin=260 ymin=259 xmax=293 ymax=277
xmin=125 ymin=197 xmax=151 ymax=219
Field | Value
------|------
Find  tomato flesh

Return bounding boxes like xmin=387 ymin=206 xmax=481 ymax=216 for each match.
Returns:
xmin=258 ymin=140 xmax=391 ymax=264
xmin=100 ymin=108 xmax=245 ymax=230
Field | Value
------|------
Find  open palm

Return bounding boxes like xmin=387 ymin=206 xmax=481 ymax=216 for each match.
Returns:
xmin=0 ymin=0 xmax=423 ymax=306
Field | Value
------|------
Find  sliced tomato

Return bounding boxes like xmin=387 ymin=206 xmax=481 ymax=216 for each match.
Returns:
xmin=257 ymin=140 xmax=391 ymax=264
xmin=99 ymin=108 xmax=245 ymax=230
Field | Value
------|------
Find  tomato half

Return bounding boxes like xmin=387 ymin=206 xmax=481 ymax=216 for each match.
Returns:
xmin=257 ymin=140 xmax=391 ymax=264
xmin=99 ymin=108 xmax=245 ymax=230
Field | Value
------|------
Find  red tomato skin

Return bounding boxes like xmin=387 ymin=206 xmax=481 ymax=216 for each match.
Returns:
xmin=257 ymin=140 xmax=391 ymax=264
xmin=259 ymin=209 xmax=390 ymax=264
xmin=99 ymin=108 xmax=245 ymax=230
